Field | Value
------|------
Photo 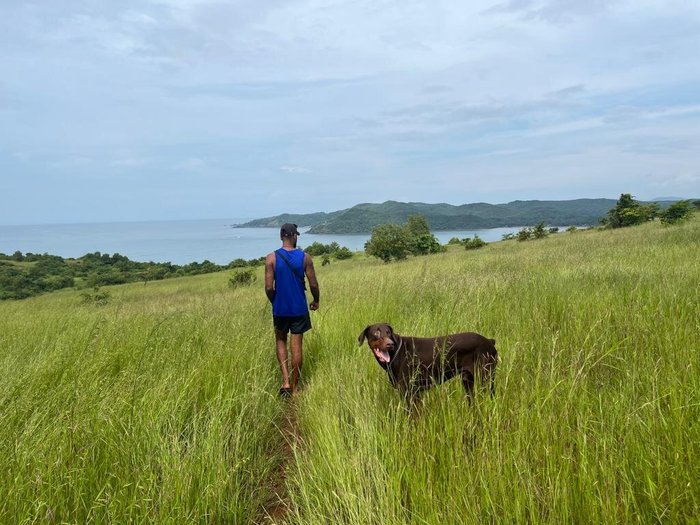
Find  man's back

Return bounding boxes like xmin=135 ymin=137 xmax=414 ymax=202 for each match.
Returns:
xmin=272 ymin=248 xmax=307 ymax=317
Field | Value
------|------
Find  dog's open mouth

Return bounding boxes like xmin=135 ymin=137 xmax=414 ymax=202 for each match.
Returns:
xmin=372 ymin=346 xmax=391 ymax=364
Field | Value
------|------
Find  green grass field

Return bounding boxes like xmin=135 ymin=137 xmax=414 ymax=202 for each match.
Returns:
xmin=1 ymin=218 xmax=698 ymax=524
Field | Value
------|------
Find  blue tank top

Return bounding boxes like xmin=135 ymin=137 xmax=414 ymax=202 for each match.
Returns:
xmin=272 ymin=249 xmax=308 ymax=316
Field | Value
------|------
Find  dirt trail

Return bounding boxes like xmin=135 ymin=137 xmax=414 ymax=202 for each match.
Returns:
xmin=257 ymin=400 xmax=300 ymax=525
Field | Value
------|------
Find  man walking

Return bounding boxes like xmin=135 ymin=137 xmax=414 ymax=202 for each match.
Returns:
xmin=265 ymin=223 xmax=320 ymax=397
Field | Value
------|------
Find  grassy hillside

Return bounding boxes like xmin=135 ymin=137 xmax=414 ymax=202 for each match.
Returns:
xmin=1 ymin=217 xmax=698 ymax=523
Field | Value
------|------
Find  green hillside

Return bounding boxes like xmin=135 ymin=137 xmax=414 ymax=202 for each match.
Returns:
xmin=236 ymin=198 xmax=618 ymax=233
xmin=1 ymin=217 xmax=698 ymax=523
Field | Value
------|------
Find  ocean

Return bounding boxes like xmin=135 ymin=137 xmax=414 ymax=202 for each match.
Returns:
xmin=0 ymin=219 xmax=524 ymax=265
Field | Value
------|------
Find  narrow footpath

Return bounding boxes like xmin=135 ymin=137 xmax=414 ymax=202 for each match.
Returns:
xmin=257 ymin=401 xmax=300 ymax=525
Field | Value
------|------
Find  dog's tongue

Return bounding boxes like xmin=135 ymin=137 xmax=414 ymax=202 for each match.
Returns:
xmin=373 ymin=348 xmax=391 ymax=364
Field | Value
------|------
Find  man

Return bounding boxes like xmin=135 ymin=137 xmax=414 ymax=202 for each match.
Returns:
xmin=265 ymin=223 xmax=320 ymax=397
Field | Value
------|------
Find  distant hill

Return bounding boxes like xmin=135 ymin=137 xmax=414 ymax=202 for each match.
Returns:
xmin=235 ymin=199 xmax=619 ymax=234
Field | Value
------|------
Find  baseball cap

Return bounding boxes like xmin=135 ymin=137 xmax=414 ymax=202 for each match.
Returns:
xmin=280 ymin=223 xmax=300 ymax=237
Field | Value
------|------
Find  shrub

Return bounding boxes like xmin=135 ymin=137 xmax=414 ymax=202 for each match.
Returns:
xmin=304 ymin=242 xmax=331 ymax=256
xmin=659 ymin=200 xmax=694 ymax=225
xmin=517 ymin=228 xmax=532 ymax=241
xmin=365 ymin=224 xmax=410 ymax=262
xmin=79 ymin=288 xmax=111 ymax=305
xmin=229 ymin=268 xmax=257 ymax=288
xmin=532 ymin=222 xmax=548 ymax=239
xmin=408 ymin=233 xmax=445 ymax=256
xmin=227 ymin=258 xmax=249 ymax=269
xmin=333 ymin=247 xmax=353 ymax=260
xmin=463 ymin=235 xmax=487 ymax=250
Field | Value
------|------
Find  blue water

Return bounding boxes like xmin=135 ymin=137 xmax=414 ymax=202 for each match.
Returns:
xmin=0 ymin=219 xmax=524 ymax=265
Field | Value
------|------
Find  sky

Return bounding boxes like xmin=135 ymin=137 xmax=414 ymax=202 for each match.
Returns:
xmin=1 ymin=0 xmax=699 ymax=225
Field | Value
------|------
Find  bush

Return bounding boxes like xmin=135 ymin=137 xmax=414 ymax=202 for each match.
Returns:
xmin=304 ymin=242 xmax=332 ymax=256
xmin=408 ymin=233 xmax=445 ymax=256
xmin=229 ymin=268 xmax=257 ymax=288
xmin=463 ymin=235 xmax=487 ymax=250
xmin=659 ymin=200 xmax=694 ymax=225
xmin=80 ymin=288 xmax=111 ymax=305
xmin=227 ymin=258 xmax=249 ymax=269
xmin=517 ymin=228 xmax=532 ymax=241
xmin=304 ymin=242 xmax=352 ymax=259
xmin=365 ymin=224 xmax=410 ymax=263
xmin=333 ymin=247 xmax=353 ymax=260
xmin=532 ymin=222 xmax=548 ymax=239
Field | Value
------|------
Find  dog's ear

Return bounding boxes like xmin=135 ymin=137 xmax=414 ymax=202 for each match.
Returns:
xmin=358 ymin=326 xmax=370 ymax=346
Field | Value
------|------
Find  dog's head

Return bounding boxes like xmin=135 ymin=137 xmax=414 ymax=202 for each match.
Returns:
xmin=358 ymin=323 xmax=397 ymax=367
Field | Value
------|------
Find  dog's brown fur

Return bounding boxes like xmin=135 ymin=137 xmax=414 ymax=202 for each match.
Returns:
xmin=358 ymin=323 xmax=497 ymax=400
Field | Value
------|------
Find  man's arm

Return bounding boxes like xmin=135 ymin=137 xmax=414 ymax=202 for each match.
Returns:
xmin=264 ymin=253 xmax=275 ymax=303
xmin=304 ymin=253 xmax=320 ymax=310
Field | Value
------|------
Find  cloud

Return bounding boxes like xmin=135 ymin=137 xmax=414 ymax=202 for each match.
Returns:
xmin=483 ymin=0 xmax=617 ymax=23
xmin=279 ymin=165 xmax=311 ymax=174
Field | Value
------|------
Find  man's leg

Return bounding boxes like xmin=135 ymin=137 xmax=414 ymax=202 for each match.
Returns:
xmin=275 ymin=329 xmax=291 ymax=390
xmin=289 ymin=333 xmax=303 ymax=394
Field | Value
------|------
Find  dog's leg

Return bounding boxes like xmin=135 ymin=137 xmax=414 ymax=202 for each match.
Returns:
xmin=479 ymin=350 xmax=498 ymax=397
xmin=484 ymin=358 xmax=497 ymax=397
xmin=461 ymin=370 xmax=475 ymax=401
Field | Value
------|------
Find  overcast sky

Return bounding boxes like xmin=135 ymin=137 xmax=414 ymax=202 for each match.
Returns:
xmin=1 ymin=0 xmax=699 ymax=224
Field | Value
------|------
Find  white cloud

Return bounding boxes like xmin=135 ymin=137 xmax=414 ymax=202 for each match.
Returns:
xmin=279 ymin=165 xmax=312 ymax=174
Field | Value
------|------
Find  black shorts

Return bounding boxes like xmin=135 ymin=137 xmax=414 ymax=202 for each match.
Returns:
xmin=273 ymin=314 xmax=312 ymax=334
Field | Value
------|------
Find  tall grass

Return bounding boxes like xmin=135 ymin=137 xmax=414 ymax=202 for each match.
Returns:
xmin=1 ymin=219 xmax=698 ymax=523
xmin=285 ymin=219 xmax=700 ymax=524
xmin=0 ymin=276 xmax=284 ymax=523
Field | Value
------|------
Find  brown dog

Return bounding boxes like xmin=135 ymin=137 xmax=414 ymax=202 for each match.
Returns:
xmin=358 ymin=323 xmax=497 ymax=400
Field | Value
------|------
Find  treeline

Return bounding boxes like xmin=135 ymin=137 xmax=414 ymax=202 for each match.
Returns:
xmin=0 ymin=251 xmax=265 ymax=300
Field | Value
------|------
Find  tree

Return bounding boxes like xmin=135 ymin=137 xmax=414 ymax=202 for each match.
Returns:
xmin=364 ymin=224 xmax=410 ymax=262
xmin=659 ymin=200 xmax=694 ymax=225
xmin=602 ymin=193 xmax=659 ymax=228
xmin=404 ymin=215 xmax=444 ymax=255
xmin=405 ymin=215 xmax=431 ymax=236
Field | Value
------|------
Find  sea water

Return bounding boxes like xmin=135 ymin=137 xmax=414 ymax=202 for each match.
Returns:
xmin=0 ymin=219 xmax=524 ymax=265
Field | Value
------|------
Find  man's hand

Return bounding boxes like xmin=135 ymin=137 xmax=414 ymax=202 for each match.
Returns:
xmin=309 ymin=301 xmax=319 ymax=311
